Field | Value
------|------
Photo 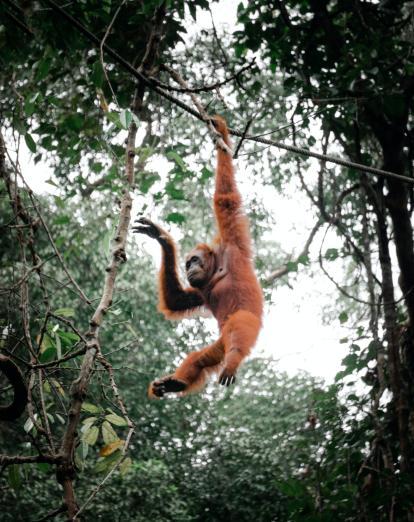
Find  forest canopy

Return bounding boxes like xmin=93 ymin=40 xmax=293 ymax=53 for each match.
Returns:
xmin=1 ymin=1 xmax=414 ymax=520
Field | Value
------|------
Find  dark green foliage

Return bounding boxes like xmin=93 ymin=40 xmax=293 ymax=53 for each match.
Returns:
xmin=1 ymin=0 xmax=414 ymax=519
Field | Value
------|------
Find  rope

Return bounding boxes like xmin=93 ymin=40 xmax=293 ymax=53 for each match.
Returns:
xmin=43 ymin=0 xmax=414 ymax=185
xmin=229 ymin=130 xmax=414 ymax=184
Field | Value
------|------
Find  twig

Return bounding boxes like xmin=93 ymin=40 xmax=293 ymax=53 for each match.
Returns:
xmin=32 ymin=345 xmax=86 ymax=369
xmin=38 ymin=368 xmax=55 ymax=452
xmin=99 ymin=0 xmax=126 ymax=109
xmin=0 ymin=256 xmax=55 ymax=293
xmin=151 ymin=60 xmax=255 ymax=94
xmin=234 ymin=118 xmax=253 ymax=159
xmin=26 ymin=191 xmax=91 ymax=305
xmin=4 ymin=145 xmax=91 ymax=304
xmin=318 ymin=224 xmax=372 ymax=305
xmin=97 ymin=354 xmax=134 ymax=427
xmin=266 ymin=220 xmax=322 ymax=282
xmin=161 ymin=64 xmax=232 ymax=154
xmin=0 ymin=454 xmax=58 ymax=466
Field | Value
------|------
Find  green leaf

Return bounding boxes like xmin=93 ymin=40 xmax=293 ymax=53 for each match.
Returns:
xmin=131 ymin=113 xmax=141 ymax=126
xmin=39 ymin=345 xmax=56 ymax=363
xmin=102 ymin=0 xmax=111 ymax=14
xmin=200 ymin=167 xmax=213 ymax=182
xmin=25 ymin=133 xmax=36 ymax=153
xmin=139 ymin=172 xmax=160 ymax=194
xmin=53 ymin=215 xmax=70 ymax=225
xmin=45 ymin=178 xmax=59 ymax=188
xmin=47 ymin=96 xmax=60 ymax=107
xmin=120 ymin=457 xmax=132 ymax=477
xmin=325 ymin=248 xmax=339 ymax=261
xmin=82 ymin=416 xmax=97 ymax=427
xmin=56 ymin=330 xmax=79 ymax=350
xmin=107 ymin=111 xmax=123 ymax=130
xmin=276 ymin=478 xmax=307 ymax=497
xmin=54 ymin=196 xmax=65 ymax=208
xmin=102 ymin=420 xmax=118 ymax=444
xmin=166 ymin=150 xmax=186 ymax=170
xmin=55 ymin=332 xmax=61 ymax=360
xmin=8 ymin=465 xmax=21 ymax=491
xmin=188 ymin=3 xmax=197 ymax=20
xmin=341 ymin=353 xmax=358 ymax=370
xmin=64 ymin=114 xmax=84 ymax=132
xmin=165 ymin=212 xmax=186 ymax=224
xmin=338 ymin=311 xmax=348 ymax=324
xmin=51 ymin=379 xmax=65 ymax=397
xmin=91 ymin=162 xmax=103 ymax=174
xmin=91 ymin=61 xmax=104 ymax=87
xmin=74 ymin=450 xmax=84 ymax=471
xmin=81 ymin=402 xmax=101 ymax=414
xmin=120 ymin=109 xmax=132 ymax=129
xmin=35 ymin=56 xmax=52 ymax=81
xmin=165 ymin=182 xmax=185 ymax=200
xmin=82 ymin=425 xmax=99 ymax=446
xmin=297 ymin=254 xmax=309 ymax=265
xmin=40 ymin=332 xmax=53 ymax=351
xmin=24 ymin=99 xmax=36 ymax=117
xmin=55 ymin=413 xmax=65 ymax=424
xmin=24 ymin=416 xmax=34 ymax=433
xmin=93 ymin=450 xmax=122 ymax=474
xmin=81 ymin=441 xmax=89 ymax=459
xmin=36 ymin=463 xmax=51 ymax=473
xmin=53 ymin=307 xmax=75 ymax=317
xmin=100 ymin=439 xmax=124 ymax=457
xmin=105 ymin=413 xmax=128 ymax=427
xmin=286 ymin=261 xmax=298 ymax=272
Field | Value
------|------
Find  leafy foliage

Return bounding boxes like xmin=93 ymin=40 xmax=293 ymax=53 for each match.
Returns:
xmin=1 ymin=0 xmax=414 ymax=520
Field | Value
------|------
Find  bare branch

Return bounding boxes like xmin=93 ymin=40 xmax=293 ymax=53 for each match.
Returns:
xmin=151 ymin=60 xmax=255 ymax=94
xmin=234 ymin=118 xmax=253 ymax=159
xmin=99 ymin=0 xmax=127 ymax=109
xmin=0 ymin=454 xmax=58 ymax=467
xmin=162 ymin=64 xmax=232 ymax=154
xmin=266 ymin=220 xmax=322 ymax=283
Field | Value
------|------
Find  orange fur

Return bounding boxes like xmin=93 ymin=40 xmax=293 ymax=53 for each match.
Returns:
xmin=148 ymin=116 xmax=263 ymax=398
xmin=157 ymin=232 xmax=204 ymax=320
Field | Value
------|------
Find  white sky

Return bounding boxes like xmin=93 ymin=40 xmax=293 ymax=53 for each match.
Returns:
xmin=16 ymin=1 xmax=352 ymax=384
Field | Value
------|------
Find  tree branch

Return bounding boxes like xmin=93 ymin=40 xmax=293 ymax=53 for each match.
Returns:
xmin=55 ymin=4 xmax=167 ymax=518
xmin=266 ymin=220 xmax=322 ymax=283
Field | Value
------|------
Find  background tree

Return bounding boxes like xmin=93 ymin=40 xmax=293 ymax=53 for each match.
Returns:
xmin=1 ymin=0 xmax=413 ymax=520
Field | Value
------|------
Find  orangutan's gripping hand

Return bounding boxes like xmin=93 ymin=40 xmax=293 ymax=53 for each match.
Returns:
xmin=132 ymin=217 xmax=166 ymax=242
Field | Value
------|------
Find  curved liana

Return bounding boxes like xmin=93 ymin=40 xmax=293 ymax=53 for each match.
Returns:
xmin=0 ymin=355 xmax=27 ymax=421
